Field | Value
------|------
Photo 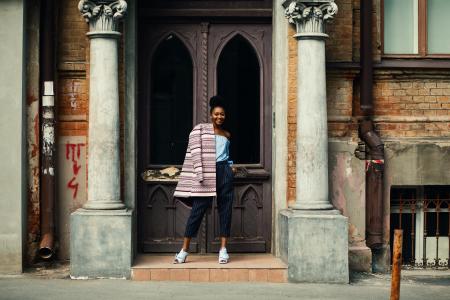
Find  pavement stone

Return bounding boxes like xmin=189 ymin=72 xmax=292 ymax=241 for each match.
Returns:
xmin=0 ymin=263 xmax=449 ymax=300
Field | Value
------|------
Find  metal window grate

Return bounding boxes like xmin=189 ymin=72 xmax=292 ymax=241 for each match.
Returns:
xmin=390 ymin=186 xmax=450 ymax=269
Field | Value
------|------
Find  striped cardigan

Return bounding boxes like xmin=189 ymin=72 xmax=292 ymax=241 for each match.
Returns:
xmin=174 ymin=123 xmax=216 ymax=198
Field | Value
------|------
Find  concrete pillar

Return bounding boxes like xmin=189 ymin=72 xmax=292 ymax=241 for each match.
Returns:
xmin=70 ymin=0 xmax=132 ymax=279
xmin=279 ymin=0 xmax=349 ymax=283
xmin=79 ymin=0 xmax=126 ymax=210
xmin=0 ymin=0 xmax=26 ymax=274
xmin=287 ymin=0 xmax=336 ymax=210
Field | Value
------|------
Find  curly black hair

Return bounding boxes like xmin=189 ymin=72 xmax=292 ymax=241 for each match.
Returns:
xmin=209 ymin=95 xmax=226 ymax=113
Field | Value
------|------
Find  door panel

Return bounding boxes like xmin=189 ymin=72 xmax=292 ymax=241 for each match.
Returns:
xmin=206 ymin=24 xmax=272 ymax=252
xmin=138 ymin=22 xmax=272 ymax=253
xmin=138 ymin=23 xmax=206 ymax=253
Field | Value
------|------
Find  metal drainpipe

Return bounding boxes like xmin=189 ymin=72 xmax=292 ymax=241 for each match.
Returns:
xmin=38 ymin=0 xmax=56 ymax=260
xmin=359 ymin=119 xmax=384 ymax=249
xmin=358 ymin=0 xmax=385 ymax=250
xmin=360 ymin=0 xmax=373 ymax=113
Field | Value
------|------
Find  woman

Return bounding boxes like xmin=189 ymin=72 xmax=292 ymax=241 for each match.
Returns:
xmin=173 ymin=96 xmax=234 ymax=264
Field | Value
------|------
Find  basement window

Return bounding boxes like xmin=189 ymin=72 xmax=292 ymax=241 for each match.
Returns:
xmin=390 ymin=186 xmax=450 ymax=269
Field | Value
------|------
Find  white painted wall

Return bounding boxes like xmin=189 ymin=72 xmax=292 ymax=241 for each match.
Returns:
xmin=0 ymin=0 xmax=26 ymax=274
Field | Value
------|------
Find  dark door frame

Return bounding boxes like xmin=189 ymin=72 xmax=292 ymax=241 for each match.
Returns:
xmin=136 ymin=3 xmax=273 ymax=254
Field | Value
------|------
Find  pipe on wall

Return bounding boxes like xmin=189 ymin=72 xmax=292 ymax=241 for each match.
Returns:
xmin=359 ymin=119 xmax=384 ymax=249
xmin=38 ymin=0 xmax=56 ymax=260
xmin=360 ymin=0 xmax=373 ymax=113
xmin=359 ymin=0 xmax=385 ymax=250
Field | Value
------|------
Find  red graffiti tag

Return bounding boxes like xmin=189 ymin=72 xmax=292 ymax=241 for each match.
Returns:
xmin=66 ymin=143 xmax=85 ymax=199
xmin=67 ymin=178 xmax=79 ymax=199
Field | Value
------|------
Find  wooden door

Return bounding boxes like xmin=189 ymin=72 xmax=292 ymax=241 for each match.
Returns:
xmin=138 ymin=21 xmax=272 ymax=253
xmin=206 ymin=24 xmax=272 ymax=252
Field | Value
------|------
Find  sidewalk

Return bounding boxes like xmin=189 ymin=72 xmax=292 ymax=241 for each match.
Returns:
xmin=1 ymin=263 xmax=449 ymax=300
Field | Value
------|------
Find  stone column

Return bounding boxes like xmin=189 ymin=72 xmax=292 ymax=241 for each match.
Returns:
xmin=70 ymin=0 xmax=132 ymax=279
xmin=279 ymin=0 xmax=348 ymax=283
xmin=285 ymin=0 xmax=337 ymax=210
xmin=79 ymin=0 xmax=127 ymax=210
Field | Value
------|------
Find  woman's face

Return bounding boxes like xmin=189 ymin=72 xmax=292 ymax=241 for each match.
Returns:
xmin=211 ymin=106 xmax=226 ymax=127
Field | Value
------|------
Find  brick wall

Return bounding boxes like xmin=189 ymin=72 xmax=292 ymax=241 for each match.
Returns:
xmin=287 ymin=25 xmax=298 ymax=204
xmin=57 ymin=0 xmax=89 ymax=134
xmin=373 ymin=77 xmax=450 ymax=138
xmin=326 ymin=0 xmax=353 ymax=62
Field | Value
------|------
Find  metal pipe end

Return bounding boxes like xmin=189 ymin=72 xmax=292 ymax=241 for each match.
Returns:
xmin=38 ymin=233 xmax=55 ymax=260
xmin=38 ymin=247 xmax=54 ymax=260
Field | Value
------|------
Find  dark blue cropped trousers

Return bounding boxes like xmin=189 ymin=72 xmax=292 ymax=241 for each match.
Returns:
xmin=184 ymin=161 xmax=234 ymax=238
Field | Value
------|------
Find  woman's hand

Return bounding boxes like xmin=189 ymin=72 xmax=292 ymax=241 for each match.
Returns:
xmin=231 ymin=166 xmax=237 ymax=175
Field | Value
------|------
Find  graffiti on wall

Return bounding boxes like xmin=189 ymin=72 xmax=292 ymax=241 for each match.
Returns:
xmin=57 ymin=136 xmax=87 ymax=260
xmin=66 ymin=142 xmax=85 ymax=199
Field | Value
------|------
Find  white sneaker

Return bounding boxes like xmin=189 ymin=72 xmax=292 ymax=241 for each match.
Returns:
xmin=219 ymin=248 xmax=229 ymax=264
xmin=173 ymin=249 xmax=188 ymax=264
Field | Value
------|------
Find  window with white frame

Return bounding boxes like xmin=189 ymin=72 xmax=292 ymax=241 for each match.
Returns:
xmin=383 ymin=0 xmax=450 ymax=56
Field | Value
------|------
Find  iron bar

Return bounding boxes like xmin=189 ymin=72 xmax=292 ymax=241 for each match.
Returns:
xmin=411 ymin=199 xmax=416 ymax=265
xmin=423 ymin=196 xmax=428 ymax=268
xmin=390 ymin=229 xmax=403 ymax=300
xmin=435 ymin=194 xmax=441 ymax=267
xmin=391 ymin=188 xmax=449 ymax=269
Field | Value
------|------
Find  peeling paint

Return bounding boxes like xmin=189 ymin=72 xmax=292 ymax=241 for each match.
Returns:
xmin=42 ymin=111 xmax=55 ymax=157
xmin=330 ymin=144 xmax=367 ymax=249
xmin=69 ymin=80 xmax=80 ymax=109
xmin=27 ymin=94 xmax=38 ymax=105
xmin=331 ymin=153 xmax=351 ymax=216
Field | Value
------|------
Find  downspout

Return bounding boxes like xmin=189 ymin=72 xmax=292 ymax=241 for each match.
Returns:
xmin=360 ymin=0 xmax=373 ymax=113
xmin=38 ymin=0 xmax=56 ymax=260
xmin=358 ymin=0 xmax=385 ymax=250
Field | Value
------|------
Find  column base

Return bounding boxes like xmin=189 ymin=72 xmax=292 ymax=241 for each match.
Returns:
xmin=83 ymin=200 xmax=126 ymax=210
xmin=372 ymin=244 xmax=390 ymax=273
xmin=349 ymin=245 xmax=372 ymax=272
xmin=279 ymin=209 xmax=349 ymax=283
xmin=290 ymin=201 xmax=334 ymax=210
xmin=70 ymin=208 xmax=132 ymax=279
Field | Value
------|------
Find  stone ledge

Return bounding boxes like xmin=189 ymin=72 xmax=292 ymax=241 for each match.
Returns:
xmin=132 ymin=268 xmax=287 ymax=283
xmin=131 ymin=254 xmax=287 ymax=282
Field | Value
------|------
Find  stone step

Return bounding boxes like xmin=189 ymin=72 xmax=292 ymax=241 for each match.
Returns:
xmin=132 ymin=254 xmax=288 ymax=283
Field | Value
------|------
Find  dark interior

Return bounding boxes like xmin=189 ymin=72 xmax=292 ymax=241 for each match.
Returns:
xmin=150 ymin=35 xmax=193 ymax=165
xmin=217 ymin=35 xmax=260 ymax=164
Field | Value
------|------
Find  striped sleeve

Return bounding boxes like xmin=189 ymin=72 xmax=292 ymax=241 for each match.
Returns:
xmin=189 ymin=125 xmax=203 ymax=182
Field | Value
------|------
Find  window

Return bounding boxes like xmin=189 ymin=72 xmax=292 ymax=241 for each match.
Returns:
xmin=383 ymin=0 xmax=450 ymax=56
xmin=150 ymin=35 xmax=193 ymax=165
xmin=390 ymin=186 xmax=450 ymax=269
xmin=217 ymin=35 xmax=261 ymax=164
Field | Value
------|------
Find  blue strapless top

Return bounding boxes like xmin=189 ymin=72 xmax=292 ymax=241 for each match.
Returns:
xmin=215 ymin=135 xmax=232 ymax=165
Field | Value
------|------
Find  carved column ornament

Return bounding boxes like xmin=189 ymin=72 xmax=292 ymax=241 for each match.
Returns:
xmin=78 ymin=0 xmax=127 ymax=33
xmin=283 ymin=0 xmax=338 ymax=38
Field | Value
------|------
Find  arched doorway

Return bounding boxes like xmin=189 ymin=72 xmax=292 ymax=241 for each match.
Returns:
xmin=138 ymin=9 xmax=272 ymax=254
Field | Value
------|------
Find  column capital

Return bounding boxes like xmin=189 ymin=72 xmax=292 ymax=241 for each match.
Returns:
xmin=282 ymin=0 xmax=338 ymax=39
xmin=78 ymin=0 xmax=127 ymax=33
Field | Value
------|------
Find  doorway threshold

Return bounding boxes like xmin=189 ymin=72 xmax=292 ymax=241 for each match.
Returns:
xmin=132 ymin=254 xmax=287 ymax=282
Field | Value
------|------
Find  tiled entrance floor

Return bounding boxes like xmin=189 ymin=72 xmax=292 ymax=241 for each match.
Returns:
xmin=132 ymin=254 xmax=288 ymax=282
